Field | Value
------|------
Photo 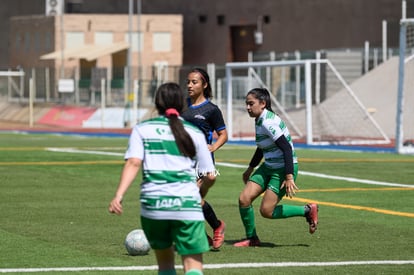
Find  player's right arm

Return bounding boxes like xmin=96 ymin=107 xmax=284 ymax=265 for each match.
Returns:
xmin=109 ymin=157 xmax=142 ymax=215
xmin=243 ymin=147 xmax=263 ymax=183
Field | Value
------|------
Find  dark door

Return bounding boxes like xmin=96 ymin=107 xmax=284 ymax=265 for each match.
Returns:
xmin=230 ymin=25 xmax=258 ymax=62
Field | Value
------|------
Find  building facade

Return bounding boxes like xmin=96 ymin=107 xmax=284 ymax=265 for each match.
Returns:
xmin=2 ymin=0 xmax=413 ymax=69
xmin=8 ymin=13 xmax=182 ymax=103
xmin=9 ymin=14 xmax=183 ymax=76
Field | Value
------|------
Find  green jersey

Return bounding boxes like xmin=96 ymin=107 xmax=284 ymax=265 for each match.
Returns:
xmin=125 ymin=116 xmax=215 ymax=221
xmin=255 ymin=109 xmax=297 ymax=169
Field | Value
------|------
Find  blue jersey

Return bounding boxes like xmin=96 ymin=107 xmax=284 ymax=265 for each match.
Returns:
xmin=181 ymin=99 xmax=226 ymax=145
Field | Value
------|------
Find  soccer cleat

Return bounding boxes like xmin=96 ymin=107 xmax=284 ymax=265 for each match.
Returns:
xmin=212 ymin=220 xmax=226 ymax=249
xmin=305 ymin=203 xmax=319 ymax=234
xmin=233 ymin=237 xmax=261 ymax=247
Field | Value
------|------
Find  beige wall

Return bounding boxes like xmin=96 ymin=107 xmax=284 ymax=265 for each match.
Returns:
xmin=9 ymin=14 xmax=183 ymax=73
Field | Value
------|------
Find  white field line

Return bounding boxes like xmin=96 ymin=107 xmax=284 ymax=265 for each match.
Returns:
xmin=46 ymin=147 xmax=123 ymax=157
xmin=298 ymin=171 xmax=414 ymax=188
xmin=216 ymin=162 xmax=413 ymax=188
xmin=18 ymin=148 xmax=411 ymax=273
xmin=45 ymin=148 xmax=413 ymax=188
xmin=1 ymin=260 xmax=414 ymax=273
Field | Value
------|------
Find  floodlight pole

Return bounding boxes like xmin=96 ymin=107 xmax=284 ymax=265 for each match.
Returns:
xmin=136 ymin=0 xmax=142 ymax=124
xmin=60 ymin=9 xmax=64 ymax=79
xmin=128 ymin=0 xmax=133 ymax=98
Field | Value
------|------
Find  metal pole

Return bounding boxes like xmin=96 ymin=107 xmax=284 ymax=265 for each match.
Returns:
xmin=364 ymin=41 xmax=369 ymax=73
xmin=7 ymin=69 xmax=11 ymax=101
xmin=225 ymin=66 xmax=233 ymax=140
xmin=60 ymin=12 xmax=65 ymax=79
xmin=45 ymin=67 xmax=50 ymax=102
xmin=127 ymin=0 xmax=133 ymax=102
xmin=396 ymin=20 xmax=406 ymax=153
xmin=315 ymin=51 xmax=321 ymax=105
xmin=132 ymin=79 xmax=138 ymax=126
xmin=305 ymin=61 xmax=313 ymax=145
xmin=101 ymin=78 xmax=106 ymax=128
xmin=382 ymin=20 xmax=387 ymax=62
xmin=136 ymin=0 xmax=142 ymax=123
xmin=295 ymin=50 xmax=301 ymax=108
xmin=29 ymin=78 xmax=34 ymax=128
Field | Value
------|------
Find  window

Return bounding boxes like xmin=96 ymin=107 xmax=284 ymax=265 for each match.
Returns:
xmin=24 ymin=32 xmax=30 ymax=52
xmin=217 ymin=15 xmax=225 ymax=25
xmin=15 ymin=33 xmax=21 ymax=51
xmin=95 ymin=32 xmax=113 ymax=45
xmin=34 ymin=32 xmax=41 ymax=52
xmin=45 ymin=32 xmax=52 ymax=51
xmin=66 ymin=32 xmax=84 ymax=49
xmin=199 ymin=15 xmax=207 ymax=23
xmin=153 ymin=32 xmax=171 ymax=52
xmin=124 ymin=32 xmax=143 ymax=52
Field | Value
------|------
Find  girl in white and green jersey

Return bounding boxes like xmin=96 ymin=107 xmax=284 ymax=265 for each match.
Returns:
xmin=109 ymin=82 xmax=216 ymax=275
xmin=233 ymin=88 xmax=319 ymax=248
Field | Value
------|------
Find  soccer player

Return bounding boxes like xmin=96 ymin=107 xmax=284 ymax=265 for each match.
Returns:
xmin=233 ymin=88 xmax=319 ymax=247
xmin=181 ymin=68 xmax=228 ymax=250
xmin=109 ymin=82 xmax=215 ymax=275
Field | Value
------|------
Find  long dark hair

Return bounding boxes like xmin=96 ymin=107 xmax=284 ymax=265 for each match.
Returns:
xmin=246 ymin=88 xmax=274 ymax=112
xmin=155 ymin=82 xmax=196 ymax=158
xmin=190 ymin=67 xmax=213 ymax=99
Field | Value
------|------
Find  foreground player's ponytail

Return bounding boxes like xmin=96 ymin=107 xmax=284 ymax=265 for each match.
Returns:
xmin=155 ymin=82 xmax=196 ymax=158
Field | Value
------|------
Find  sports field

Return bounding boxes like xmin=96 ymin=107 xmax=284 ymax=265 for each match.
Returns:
xmin=0 ymin=131 xmax=413 ymax=274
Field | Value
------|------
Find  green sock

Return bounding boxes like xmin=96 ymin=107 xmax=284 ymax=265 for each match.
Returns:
xmin=239 ymin=205 xmax=257 ymax=238
xmin=185 ymin=269 xmax=203 ymax=275
xmin=158 ymin=269 xmax=176 ymax=275
xmin=272 ymin=204 xmax=305 ymax=219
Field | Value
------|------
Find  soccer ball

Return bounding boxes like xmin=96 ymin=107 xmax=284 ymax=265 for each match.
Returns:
xmin=124 ymin=229 xmax=150 ymax=256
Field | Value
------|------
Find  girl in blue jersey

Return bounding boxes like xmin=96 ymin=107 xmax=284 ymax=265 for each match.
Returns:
xmin=109 ymin=82 xmax=216 ymax=275
xmin=234 ymin=88 xmax=319 ymax=247
xmin=181 ymin=68 xmax=228 ymax=250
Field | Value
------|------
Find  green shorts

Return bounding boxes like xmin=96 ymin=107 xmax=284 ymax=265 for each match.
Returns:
xmin=141 ymin=216 xmax=209 ymax=256
xmin=249 ymin=163 xmax=299 ymax=198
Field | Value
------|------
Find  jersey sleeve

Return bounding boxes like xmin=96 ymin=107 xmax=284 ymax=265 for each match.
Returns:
xmin=262 ymin=117 xmax=284 ymax=141
xmin=209 ymin=105 xmax=226 ymax=132
xmin=124 ymin=126 xmax=144 ymax=160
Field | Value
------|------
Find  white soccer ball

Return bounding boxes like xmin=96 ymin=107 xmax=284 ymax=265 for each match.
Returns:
xmin=124 ymin=229 xmax=150 ymax=256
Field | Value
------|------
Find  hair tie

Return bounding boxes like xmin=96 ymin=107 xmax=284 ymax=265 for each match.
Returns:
xmin=195 ymin=71 xmax=207 ymax=84
xmin=165 ymin=108 xmax=179 ymax=117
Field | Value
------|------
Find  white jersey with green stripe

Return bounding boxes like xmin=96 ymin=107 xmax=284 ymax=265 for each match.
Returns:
xmin=125 ymin=116 xmax=215 ymax=221
xmin=255 ymin=109 xmax=298 ymax=169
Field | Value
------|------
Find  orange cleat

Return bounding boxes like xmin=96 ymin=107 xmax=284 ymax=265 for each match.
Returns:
xmin=305 ymin=203 xmax=319 ymax=234
xmin=212 ymin=220 xmax=226 ymax=249
xmin=233 ymin=237 xmax=261 ymax=247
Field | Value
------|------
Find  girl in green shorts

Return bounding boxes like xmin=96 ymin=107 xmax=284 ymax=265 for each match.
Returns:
xmin=233 ymin=88 xmax=319 ymax=247
xmin=109 ymin=83 xmax=216 ymax=275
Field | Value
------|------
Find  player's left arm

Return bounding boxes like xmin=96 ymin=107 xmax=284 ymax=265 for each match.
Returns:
xmin=275 ymin=135 xmax=298 ymax=198
xmin=210 ymin=128 xmax=228 ymax=152
xmin=209 ymin=106 xmax=228 ymax=152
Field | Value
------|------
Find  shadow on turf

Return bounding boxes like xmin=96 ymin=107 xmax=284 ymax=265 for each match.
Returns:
xmin=225 ymin=240 xmax=309 ymax=248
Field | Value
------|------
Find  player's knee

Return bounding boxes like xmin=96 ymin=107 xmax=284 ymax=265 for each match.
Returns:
xmin=238 ymin=193 xmax=251 ymax=207
xmin=259 ymin=207 xmax=273 ymax=218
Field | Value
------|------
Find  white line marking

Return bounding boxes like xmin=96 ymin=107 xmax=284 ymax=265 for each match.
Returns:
xmin=299 ymin=171 xmax=413 ymax=188
xmin=216 ymin=161 xmax=413 ymax=188
xmin=46 ymin=147 xmax=123 ymax=157
xmin=46 ymin=148 xmax=413 ymax=188
xmin=1 ymin=261 xmax=413 ymax=273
